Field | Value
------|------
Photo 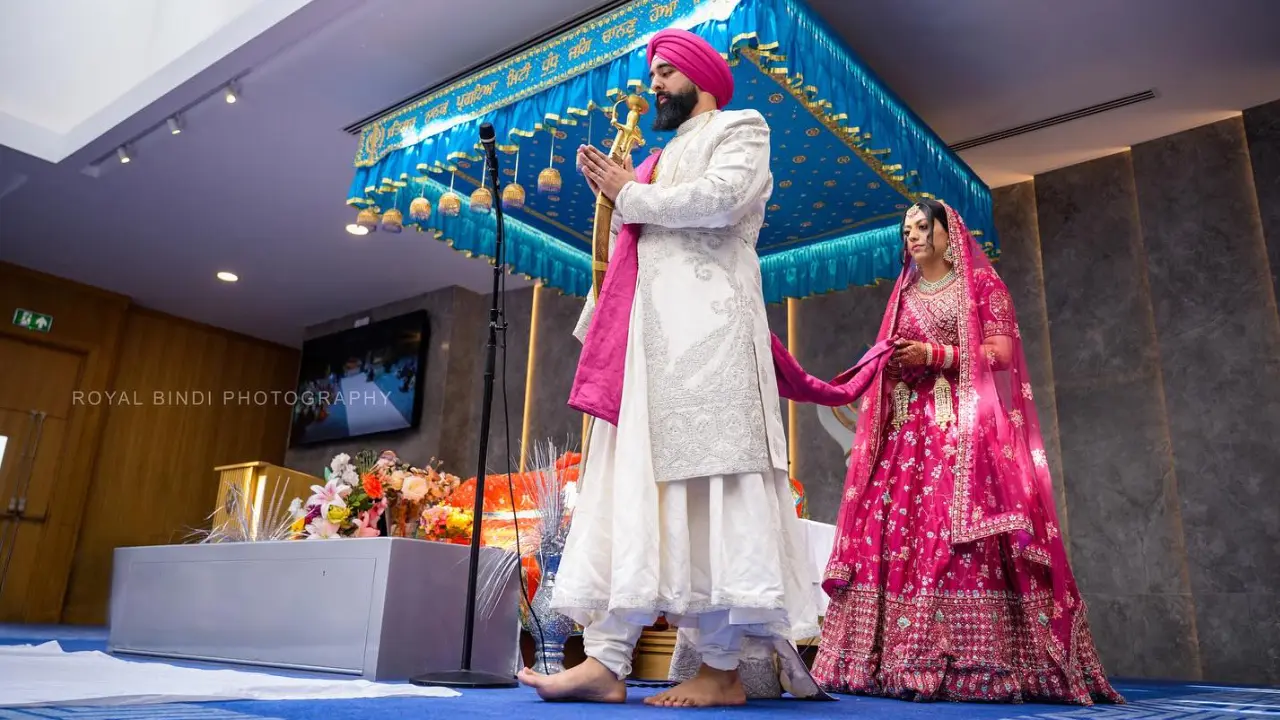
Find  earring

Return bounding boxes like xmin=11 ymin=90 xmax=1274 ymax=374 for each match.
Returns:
xmin=943 ymin=245 xmax=954 ymax=263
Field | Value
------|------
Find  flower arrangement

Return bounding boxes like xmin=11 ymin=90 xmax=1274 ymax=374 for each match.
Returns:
xmin=367 ymin=450 xmax=461 ymax=537
xmin=419 ymin=505 xmax=474 ymax=543
xmin=290 ymin=453 xmax=387 ymax=539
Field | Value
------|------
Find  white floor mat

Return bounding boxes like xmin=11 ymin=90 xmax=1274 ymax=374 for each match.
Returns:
xmin=0 ymin=642 xmax=460 ymax=707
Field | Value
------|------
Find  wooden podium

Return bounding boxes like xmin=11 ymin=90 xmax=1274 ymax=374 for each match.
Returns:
xmin=212 ymin=461 xmax=321 ymax=538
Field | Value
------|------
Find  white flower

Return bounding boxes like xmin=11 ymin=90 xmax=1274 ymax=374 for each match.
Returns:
xmin=288 ymin=497 xmax=305 ymax=518
xmin=330 ymin=453 xmax=351 ymax=474
xmin=306 ymin=518 xmax=341 ymax=539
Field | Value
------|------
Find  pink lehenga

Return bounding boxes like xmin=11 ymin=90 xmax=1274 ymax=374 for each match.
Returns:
xmin=772 ymin=204 xmax=1122 ymax=704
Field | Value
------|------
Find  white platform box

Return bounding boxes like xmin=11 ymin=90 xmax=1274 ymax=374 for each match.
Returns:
xmin=106 ymin=537 xmax=521 ymax=681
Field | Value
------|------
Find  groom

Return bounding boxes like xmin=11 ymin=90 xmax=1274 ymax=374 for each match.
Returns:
xmin=517 ymin=28 xmax=825 ymax=708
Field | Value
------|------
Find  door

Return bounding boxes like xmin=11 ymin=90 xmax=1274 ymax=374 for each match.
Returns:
xmin=0 ymin=334 xmax=83 ymax=622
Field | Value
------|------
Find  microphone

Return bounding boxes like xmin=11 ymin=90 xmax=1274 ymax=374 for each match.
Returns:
xmin=478 ymin=122 xmax=501 ymax=193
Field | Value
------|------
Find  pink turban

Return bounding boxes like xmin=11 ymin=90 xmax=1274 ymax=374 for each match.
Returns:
xmin=646 ymin=29 xmax=734 ymax=109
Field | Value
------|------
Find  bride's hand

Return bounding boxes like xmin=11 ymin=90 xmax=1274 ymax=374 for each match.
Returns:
xmin=891 ymin=339 xmax=929 ymax=367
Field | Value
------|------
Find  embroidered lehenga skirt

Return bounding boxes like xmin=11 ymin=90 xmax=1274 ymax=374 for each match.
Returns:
xmin=811 ymin=370 xmax=1121 ymax=704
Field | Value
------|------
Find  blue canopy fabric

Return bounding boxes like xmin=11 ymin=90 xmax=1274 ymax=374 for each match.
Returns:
xmin=346 ymin=0 xmax=995 ymax=301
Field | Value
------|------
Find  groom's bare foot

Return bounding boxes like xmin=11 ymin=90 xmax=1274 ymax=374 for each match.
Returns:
xmin=644 ymin=664 xmax=747 ymax=707
xmin=517 ymin=657 xmax=626 ymax=703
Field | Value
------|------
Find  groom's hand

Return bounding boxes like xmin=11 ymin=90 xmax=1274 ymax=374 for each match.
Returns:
xmin=579 ymin=145 xmax=633 ymax=202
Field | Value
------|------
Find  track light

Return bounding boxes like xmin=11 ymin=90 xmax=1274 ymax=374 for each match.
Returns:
xmin=117 ymin=146 xmax=131 ymax=164
xmin=224 ymin=84 xmax=239 ymax=104
xmin=167 ymin=116 xmax=183 ymax=135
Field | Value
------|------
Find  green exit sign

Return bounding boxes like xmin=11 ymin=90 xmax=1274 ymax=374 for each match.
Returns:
xmin=12 ymin=308 xmax=53 ymax=333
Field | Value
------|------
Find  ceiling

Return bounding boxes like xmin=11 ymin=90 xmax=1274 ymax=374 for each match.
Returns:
xmin=1 ymin=0 xmax=1278 ymax=347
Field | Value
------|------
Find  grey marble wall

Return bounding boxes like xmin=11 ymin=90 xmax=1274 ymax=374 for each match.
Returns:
xmin=523 ymin=287 xmax=589 ymax=463
xmin=1034 ymin=152 xmax=1202 ymax=681
xmin=992 ymin=181 xmax=1070 ymax=547
xmin=462 ymin=286 xmax=535 ymax=478
xmin=1132 ymin=117 xmax=1280 ymax=685
xmin=792 ymin=283 xmax=895 ymax=524
xmin=1244 ymin=99 xmax=1280 ymax=320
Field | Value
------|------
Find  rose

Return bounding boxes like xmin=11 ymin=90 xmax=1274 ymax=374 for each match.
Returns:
xmin=401 ymin=474 xmax=428 ymax=503
xmin=385 ymin=470 xmax=406 ymax=492
xmin=327 ymin=504 xmax=350 ymax=524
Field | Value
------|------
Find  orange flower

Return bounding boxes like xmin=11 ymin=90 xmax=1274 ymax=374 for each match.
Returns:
xmin=362 ymin=473 xmax=384 ymax=499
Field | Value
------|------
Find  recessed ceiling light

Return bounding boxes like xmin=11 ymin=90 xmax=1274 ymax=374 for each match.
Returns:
xmin=346 ymin=223 xmax=369 ymax=236
xmin=217 ymin=271 xmax=239 ymax=282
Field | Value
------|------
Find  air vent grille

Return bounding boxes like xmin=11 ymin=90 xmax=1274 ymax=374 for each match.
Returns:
xmin=948 ymin=89 xmax=1158 ymax=152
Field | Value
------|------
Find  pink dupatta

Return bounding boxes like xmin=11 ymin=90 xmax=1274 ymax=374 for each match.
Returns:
xmin=567 ymin=152 xmax=661 ymax=425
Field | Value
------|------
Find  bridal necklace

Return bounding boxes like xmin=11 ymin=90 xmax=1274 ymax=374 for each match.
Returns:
xmin=917 ymin=267 xmax=957 ymax=294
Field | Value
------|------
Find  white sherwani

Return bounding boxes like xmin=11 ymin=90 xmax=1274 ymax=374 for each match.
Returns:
xmin=554 ymin=109 xmax=821 ymax=692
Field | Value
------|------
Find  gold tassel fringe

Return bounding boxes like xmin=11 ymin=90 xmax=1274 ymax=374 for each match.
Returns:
xmin=893 ymin=381 xmax=911 ymax=429
xmin=933 ymin=376 xmax=955 ymax=429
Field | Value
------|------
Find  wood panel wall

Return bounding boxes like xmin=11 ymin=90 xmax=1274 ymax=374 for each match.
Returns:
xmin=0 ymin=262 xmax=299 ymax=625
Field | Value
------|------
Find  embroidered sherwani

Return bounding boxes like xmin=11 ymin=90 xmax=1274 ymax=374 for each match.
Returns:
xmin=553 ymin=109 xmax=819 ymax=685
xmin=573 ymin=108 xmax=789 ymax=481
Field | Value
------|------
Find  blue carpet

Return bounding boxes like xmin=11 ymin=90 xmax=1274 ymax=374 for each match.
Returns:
xmin=2 ymin=627 xmax=1276 ymax=719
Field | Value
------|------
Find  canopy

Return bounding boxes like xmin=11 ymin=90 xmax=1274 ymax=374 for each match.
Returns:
xmin=345 ymin=0 xmax=996 ymax=301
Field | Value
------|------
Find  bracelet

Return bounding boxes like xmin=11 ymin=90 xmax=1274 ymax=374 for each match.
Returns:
xmin=926 ymin=343 xmax=957 ymax=371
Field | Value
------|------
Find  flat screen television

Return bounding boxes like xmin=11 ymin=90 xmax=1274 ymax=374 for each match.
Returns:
xmin=288 ymin=310 xmax=429 ymax=447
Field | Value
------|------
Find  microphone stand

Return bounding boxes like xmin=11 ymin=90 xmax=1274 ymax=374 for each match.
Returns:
xmin=410 ymin=122 xmax=519 ymax=689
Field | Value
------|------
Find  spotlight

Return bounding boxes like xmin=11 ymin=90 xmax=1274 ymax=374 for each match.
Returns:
xmin=346 ymin=223 xmax=369 ymax=236
xmin=224 ymin=84 xmax=239 ymax=104
xmin=217 ymin=271 xmax=239 ymax=282
xmin=117 ymin=146 xmax=131 ymax=164
xmin=167 ymin=116 xmax=183 ymax=135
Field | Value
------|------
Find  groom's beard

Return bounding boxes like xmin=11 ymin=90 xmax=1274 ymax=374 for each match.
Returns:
xmin=653 ymin=86 xmax=699 ymax=131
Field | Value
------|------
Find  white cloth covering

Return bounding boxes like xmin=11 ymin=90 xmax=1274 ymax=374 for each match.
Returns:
xmin=0 ymin=641 xmax=459 ymax=708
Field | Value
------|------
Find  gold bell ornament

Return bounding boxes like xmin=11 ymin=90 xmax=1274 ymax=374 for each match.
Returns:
xmin=438 ymin=170 xmax=462 ymax=217
xmin=537 ymin=167 xmax=561 ymax=194
xmin=537 ymin=125 xmax=562 ymax=194
xmin=381 ymin=208 xmax=403 ymax=233
xmin=356 ymin=207 xmax=381 ymax=233
xmin=502 ymin=148 xmax=526 ymax=210
xmin=439 ymin=192 xmax=462 ymax=217
xmin=501 ymin=182 xmax=526 ymax=210
xmin=409 ymin=196 xmax=432 ymax=221
xmin=470 ymin=157 xmax=493 ymax=212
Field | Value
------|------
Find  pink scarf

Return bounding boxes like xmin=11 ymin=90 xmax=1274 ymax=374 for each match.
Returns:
xmin=567 ymin=152 xmax=662 ymax=424
xmin=569 ymin=144 xmax=886 ymax=426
